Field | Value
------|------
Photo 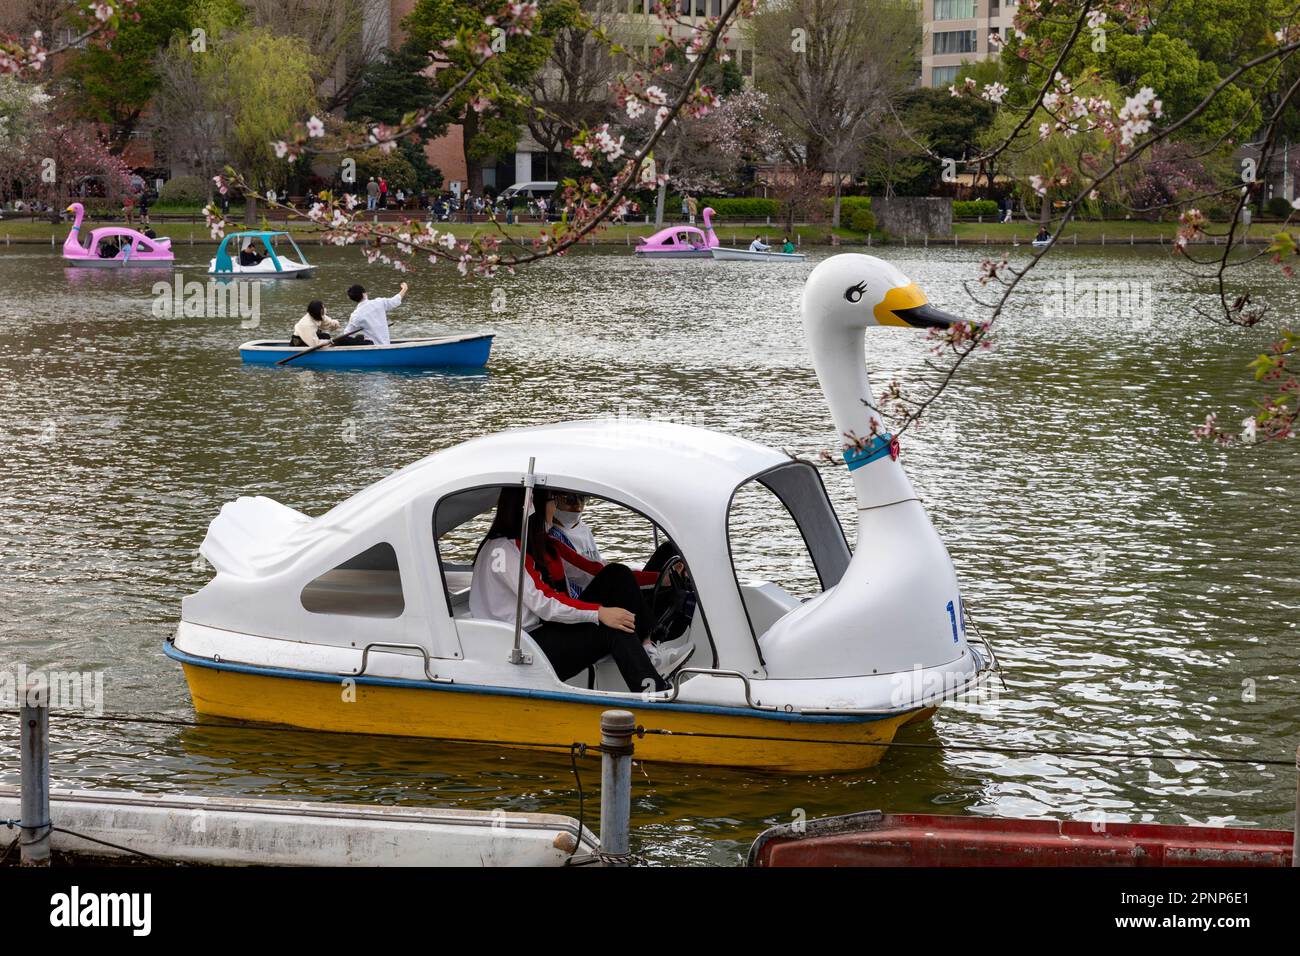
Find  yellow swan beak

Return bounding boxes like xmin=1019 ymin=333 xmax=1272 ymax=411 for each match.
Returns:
xmin=874 ymin=283 xmax=962 ymax=329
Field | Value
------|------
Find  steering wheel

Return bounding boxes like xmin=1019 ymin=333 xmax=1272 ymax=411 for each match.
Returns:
xmin=647 ymin=557 xmax=695 ymax=644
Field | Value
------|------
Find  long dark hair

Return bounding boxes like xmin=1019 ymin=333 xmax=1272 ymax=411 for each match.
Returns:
xmin=307 ymin=300 xmax=325 ymax=322
xmin=485 ymin=486 xmax=558 ymax=585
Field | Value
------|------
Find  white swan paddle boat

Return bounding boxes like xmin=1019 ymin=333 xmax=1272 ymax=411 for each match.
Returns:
xmin=168 ymin=254 xmax=996 ymax=772
xmin=711 ymin=247 xmax=807 ymax=262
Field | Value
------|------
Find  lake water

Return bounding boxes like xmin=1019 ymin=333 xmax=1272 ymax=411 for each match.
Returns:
xmin=0 ymin=241 xmax=1297 ymax=865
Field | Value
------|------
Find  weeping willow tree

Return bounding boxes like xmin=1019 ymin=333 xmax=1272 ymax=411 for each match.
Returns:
xmin=153 ymin=1 xmax=317 ymax=224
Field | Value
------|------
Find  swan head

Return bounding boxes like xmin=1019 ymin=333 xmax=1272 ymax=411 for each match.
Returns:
xmin=803 ymin=253 xmax=961 ymax=331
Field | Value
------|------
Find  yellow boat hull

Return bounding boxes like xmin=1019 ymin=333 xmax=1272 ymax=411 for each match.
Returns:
xmin=180 ymin=662 xmax=916 ymax=773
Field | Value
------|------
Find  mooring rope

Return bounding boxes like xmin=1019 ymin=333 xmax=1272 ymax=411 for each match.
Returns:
xmin=0 ymin=706 xmax=1292 ymax=769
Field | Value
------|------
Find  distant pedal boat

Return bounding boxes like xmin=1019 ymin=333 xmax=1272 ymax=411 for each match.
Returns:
xmin=710 ymin=247 xmax=807 ymax=262
xmin=210 ymin=230 xmax=314 ymax=277
xmin=239 ymin=333 xmax=494 ymax=369
xmin=61 ymin=202 xmax=174 ymax=268
xmin=635 ymin=206 xmax=719 ymax=258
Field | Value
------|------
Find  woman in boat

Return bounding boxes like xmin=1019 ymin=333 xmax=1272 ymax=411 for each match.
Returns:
xmin=1035 ymin=226 xmax=1050 ymax=243
xmin=469 ymin=487 xmax=671 ymax=693
xmin=781 ymin=236 xmax=796 ymax=254
xmin=290 ymin=300 xmax=340 ymax=347
xmin=549 ymin=492 xmax=694 ymax=644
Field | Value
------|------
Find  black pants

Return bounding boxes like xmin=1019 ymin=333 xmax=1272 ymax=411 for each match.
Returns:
xmin=331 ymin=334 xmax=372 ymax=347
xmin=530 ymin=563 xmax=667 ymax=693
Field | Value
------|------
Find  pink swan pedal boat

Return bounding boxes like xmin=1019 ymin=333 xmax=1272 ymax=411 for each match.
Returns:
xmin=62 ymin=202 xmax=174 ymax=268
xmin=635 ymin=206 xmax=719 ymax=258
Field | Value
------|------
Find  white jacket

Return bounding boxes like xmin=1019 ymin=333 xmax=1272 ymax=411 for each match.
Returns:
xmin=292 ymin=313 xmax=339 ymax=347
xmin=469 ymin=538 xmax=599 ymax=631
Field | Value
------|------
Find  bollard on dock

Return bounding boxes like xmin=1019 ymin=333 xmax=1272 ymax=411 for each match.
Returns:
xmin=19 ymin=682 xmax=51 ymax=866
xmin=598 ymin=709 xmax=635 ymax=867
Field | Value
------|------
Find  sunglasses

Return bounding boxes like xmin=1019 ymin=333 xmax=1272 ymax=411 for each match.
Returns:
xmin=555 ymin=493 xmax=588 ymax=507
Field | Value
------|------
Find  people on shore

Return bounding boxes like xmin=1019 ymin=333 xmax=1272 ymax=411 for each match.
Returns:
xmin=366 ymin=177 xmax=379 ymax=211
xmin=333 ymin=281 xmax=409 ymax=346
xmin=290 ymin=300 xmax=340 ymax=347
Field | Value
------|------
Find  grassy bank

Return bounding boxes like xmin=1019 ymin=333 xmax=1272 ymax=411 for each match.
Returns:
xmin=0 ymin=215 xmax=1283 ymax=247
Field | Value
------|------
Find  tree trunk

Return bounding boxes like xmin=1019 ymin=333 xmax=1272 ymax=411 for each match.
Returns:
xmin=244 ymin=194 xmax=257 ymax=227
xmin=462 ymin=110 xmax=483 ymax=194
xmin=832 ymin=164 xmax=843 ymax=228
xmin=654 ymin=154 xmax=673 ymax=226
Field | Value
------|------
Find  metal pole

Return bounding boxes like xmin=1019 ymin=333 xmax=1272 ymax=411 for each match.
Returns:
xmin=599 ymin=709 xmax=635 ymax=867
xmin=19 ymin=682 xmax=50 ymax=866
xmin=509 ymin=457 xmax=537 ymax=665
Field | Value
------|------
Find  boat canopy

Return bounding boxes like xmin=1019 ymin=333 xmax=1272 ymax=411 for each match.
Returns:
xmin=188 ymin=419 xmax=852 ymax=677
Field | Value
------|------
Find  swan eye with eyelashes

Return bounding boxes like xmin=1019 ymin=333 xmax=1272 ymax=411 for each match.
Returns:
xmin=845 ymin=281 xmax=868 ymax=303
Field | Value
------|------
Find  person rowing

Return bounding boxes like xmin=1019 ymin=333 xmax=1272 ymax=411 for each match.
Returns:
xmin=749 ymin=235 xmax=770 ymax=253
xmin=332 ymin=281 xmax=409 ymax=347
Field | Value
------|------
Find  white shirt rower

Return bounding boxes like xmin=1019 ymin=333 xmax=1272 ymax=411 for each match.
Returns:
xmin=340 ymin=281 xmax=409 ymax=346
xmin=748 ymin=237 xmax=770 ymax=253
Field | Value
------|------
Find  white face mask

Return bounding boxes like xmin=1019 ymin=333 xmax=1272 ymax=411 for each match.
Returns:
xmin=553 ymin=508 xmax=582 ymax=529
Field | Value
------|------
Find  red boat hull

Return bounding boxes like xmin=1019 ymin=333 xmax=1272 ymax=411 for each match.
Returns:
xmin=748 ymin=811 xmax=1294 ymax=867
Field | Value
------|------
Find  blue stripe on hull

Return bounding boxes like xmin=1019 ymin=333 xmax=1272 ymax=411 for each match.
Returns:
xmin=163 ymin=640 xmax=890 ymax=724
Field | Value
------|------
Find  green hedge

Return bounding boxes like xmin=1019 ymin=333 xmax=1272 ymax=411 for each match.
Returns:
xmin=158 ymin=175 xmax=209 ymax=206
xmin=700 ymin=197 xmax=780 ymax=218
xmin=953 ymin=199 xmax=998 ymax=219
xmin=848 ymin=207 xmax=876 ymax=232
xmin=1265 ymin=196 xmax=1293 ymax=218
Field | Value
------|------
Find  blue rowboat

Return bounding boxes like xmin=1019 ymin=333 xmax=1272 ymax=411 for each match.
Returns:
xmin=239 ymin=334 xmax=494 ymax=369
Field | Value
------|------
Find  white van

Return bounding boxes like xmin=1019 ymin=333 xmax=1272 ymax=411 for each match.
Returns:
xmin=498 ymin=180 xmax=558 ymax=203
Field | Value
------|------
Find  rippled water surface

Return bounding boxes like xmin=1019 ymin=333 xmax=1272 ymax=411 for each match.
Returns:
xmin=0 ymin=241 xmax=1297 ymax=865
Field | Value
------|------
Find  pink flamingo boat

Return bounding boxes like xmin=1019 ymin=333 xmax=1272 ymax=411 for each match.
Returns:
xmin=635 ymin=206 xmax=719 ymax=258
xmin=62 ymin=201 xmax=173 ymax=268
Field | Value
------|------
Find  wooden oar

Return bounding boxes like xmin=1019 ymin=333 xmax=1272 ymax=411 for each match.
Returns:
xmin=276 ymin=331 xmax=352 ymax=366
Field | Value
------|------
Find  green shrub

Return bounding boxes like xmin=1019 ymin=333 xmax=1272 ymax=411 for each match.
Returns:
xmin=157 ymin=175 xmax=208 ymax=206
xmin=700 ymin=196 xmax=780 ymax=219
xmin=953 ymin=199 xmax=998 ymax=219
xmin=1265 ymin=196 xmax=1293 ymax=219
xmin=848 ymin=207 xmax=876 ymax=232
xmin=824 ymin=195 xmax=872 ymax=217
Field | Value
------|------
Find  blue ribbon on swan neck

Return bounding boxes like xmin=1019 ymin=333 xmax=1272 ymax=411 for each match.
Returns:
xmin=843 ymin=434 xmax=895 ymax=471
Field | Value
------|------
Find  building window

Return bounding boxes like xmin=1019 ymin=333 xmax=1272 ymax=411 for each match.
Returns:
xmin=933 ymin=30 xmax=978 ymax=55
xmin=932 ymin=65 xmax=961 ymax=86
xmin=933 ymin=0 xmax=977 ymax=19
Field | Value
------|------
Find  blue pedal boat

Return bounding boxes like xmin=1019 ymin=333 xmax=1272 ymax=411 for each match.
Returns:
xmin=239 ymin=334 xmax=494 ymax=369
xmin=210 ymin=231 xmax=315 ymax=277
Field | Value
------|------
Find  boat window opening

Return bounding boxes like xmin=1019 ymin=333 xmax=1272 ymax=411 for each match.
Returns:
xmin=300 ymin=542 xmax=405 ymax=618
xmin=434 ymin=483 xmax=717 ymax=687
xmin=728 ymin=462 xmax=852 ymax=640
xmin=432 ymin=486 xmax=699 ymax=620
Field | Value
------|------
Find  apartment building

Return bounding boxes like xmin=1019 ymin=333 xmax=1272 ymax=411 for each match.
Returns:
xmin=920 ymin=0 xmax=1017 ymax=88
